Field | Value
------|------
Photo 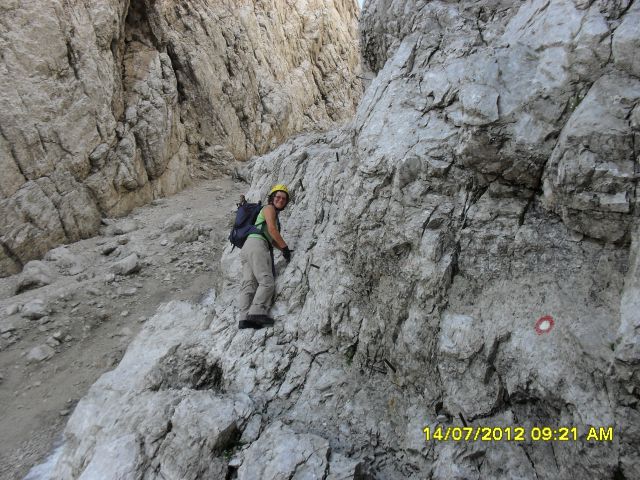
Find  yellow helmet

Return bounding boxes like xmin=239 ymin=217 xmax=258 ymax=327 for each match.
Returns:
xmin=269 ymin=184 xmax=289 ymax=197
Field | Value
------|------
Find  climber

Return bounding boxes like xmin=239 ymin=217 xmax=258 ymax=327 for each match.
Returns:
xmin=237 ymin=184 xmax=292 ymax=329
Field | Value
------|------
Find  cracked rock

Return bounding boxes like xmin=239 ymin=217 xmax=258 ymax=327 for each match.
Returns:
xmin=237 ymin=421 xmax=330 ymax=480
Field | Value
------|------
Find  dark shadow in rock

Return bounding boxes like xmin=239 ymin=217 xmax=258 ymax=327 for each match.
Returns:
xmin=354 ymin=461 xmax=378 ymax=480
xmin=146 ymin=344 xmax=224 ymax=392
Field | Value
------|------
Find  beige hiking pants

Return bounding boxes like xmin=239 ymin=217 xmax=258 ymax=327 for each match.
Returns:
xmin=238 ymin=237 xmax=274 ymax=318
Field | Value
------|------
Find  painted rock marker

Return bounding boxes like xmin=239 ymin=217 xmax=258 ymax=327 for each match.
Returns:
xmin=535 ymin=315 xmax=555 ymax=335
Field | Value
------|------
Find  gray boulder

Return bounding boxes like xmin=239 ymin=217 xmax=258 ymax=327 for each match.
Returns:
xmin=174 ymin=224 xmax=201 ymax=244
xmin=15 ymin=260 xmax=57 ymax=293
xmin=27 ymin=345 xmax=56 ymax=363
xmin=162 ymin=214 xmax=187 ymax=233
xmin=20 ymin=299 xmax=49 ymax=320
xmin=110 ymin=253 xmax=140 ymax=276
xmin=44 ymin=246 xmax=85 ymax=275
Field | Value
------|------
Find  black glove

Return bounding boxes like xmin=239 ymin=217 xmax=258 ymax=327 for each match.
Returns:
xmin=282 ymin=246 xmax=292 ymax=263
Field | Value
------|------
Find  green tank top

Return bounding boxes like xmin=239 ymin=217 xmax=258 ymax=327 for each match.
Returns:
xmin=248 ymin=207 xmax=276 ymax=245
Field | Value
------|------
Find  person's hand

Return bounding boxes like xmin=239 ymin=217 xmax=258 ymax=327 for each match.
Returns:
xmin=282 ymin=246 xmax=292 ymax=263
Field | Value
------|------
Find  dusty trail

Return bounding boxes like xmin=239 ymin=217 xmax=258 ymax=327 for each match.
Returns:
xmin=0 ymin=177 xmax=246 ymax=480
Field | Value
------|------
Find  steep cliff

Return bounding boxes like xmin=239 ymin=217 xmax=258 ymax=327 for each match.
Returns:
xmin=36 ymin=0 xmax=640 ymax=479
xmin=0 ymin=0 xmax=361 ymax=276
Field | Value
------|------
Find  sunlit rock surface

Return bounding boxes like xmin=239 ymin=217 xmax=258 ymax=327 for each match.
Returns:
xmin=0 ymin=0 xmax=361 ymax=276
xmin=44 ymin=1 xmax=639 ymax=479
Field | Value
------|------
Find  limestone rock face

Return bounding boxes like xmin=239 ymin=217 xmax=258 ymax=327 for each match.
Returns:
xmin=45 ymin=1 xmax=639 ymax=479
xmin=50 ymin=302 xmax=254 ymax=480
xmin=0 ymin=0 xmax=361 ymax=276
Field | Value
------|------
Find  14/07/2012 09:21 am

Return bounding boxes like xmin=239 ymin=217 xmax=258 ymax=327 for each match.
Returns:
xmin=423 ymin=426 xmax=614 ymax=442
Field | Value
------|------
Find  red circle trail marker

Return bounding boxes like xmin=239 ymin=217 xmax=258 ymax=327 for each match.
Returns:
xmin=535 ymin=315 xmax=554 ymax=335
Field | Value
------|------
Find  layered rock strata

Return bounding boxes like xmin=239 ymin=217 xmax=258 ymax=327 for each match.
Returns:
xmin=0 ymin=0 xmax=362 ymax=276
xmin=46 ymin=0 xmax=639 ymax=479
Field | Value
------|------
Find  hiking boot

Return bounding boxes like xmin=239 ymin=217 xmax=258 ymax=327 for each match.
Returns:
xmin=238 ymin=319 xmax=262 ymax=329
xmin=247 ymin=314 xmax=275 ymax=327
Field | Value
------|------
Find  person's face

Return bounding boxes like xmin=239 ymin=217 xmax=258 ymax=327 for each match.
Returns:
xmin=273 ymin=192 xmax=288 ymax=209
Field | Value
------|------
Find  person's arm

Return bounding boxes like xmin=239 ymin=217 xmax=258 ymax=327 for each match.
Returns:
xmin=263 ymin=205 xmax=287 ymax=250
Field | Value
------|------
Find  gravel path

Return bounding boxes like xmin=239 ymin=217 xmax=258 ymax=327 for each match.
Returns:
xmin=0 ymin=177 xmax=246 ymax=480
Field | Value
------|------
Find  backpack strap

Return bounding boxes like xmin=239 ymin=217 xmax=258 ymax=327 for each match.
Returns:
xmin=263 ymin=208 xmax=279 ymax=277
xmin=255 ymin=209 xmax=268 ymax=241
xmin=251 ymin=206 xmax=278 ymax=277
xmin=255 ymin=206 xmax=280 ymax=245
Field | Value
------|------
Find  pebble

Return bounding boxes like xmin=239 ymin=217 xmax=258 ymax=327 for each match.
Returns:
xmin=59 ymin=409 xmax=71 ymax=417
xmin=568 ymin=230 xmax=584 ymax=242
xmin=117 ymin=236 xmax=129 ymax=245
xmin=15 ymin=260 xmax=56 ymax=293
xmin=52 ymin=331 xmax=63 ymax=340
xmin=163 ymin=214 xmax=187 ymax=232
xmin=26 ymin=345 xmax=55 ymax=363
xmin=64 ymin=335 xmax=74 ymax=342
xmin=121 ymin=311 xmax=129 ymax=317
xmin=160 ymin=239 xmax=169 ymax=246
xmin=0 ymin=320 xmax=17 ymax=334
xmin=21 ymin=299 xmax=48 ymax=320
xmin=110 ymin=253 xmax=141 ymax=276
xmin=112 ymin=219 xmax=139 ymax=235
xmin=46 ymin=337 xmax=61 ymax=347
xmin=119 ymin=287 xmax=138 ymax=297
xmin=5 ymin=304 xmax=21 ymax=316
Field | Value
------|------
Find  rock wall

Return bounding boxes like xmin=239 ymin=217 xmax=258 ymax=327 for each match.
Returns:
xmin=45 ymin=1 xmax=639 ymax=479
xmin=0 ymin=0 xmax=362 ymax=277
